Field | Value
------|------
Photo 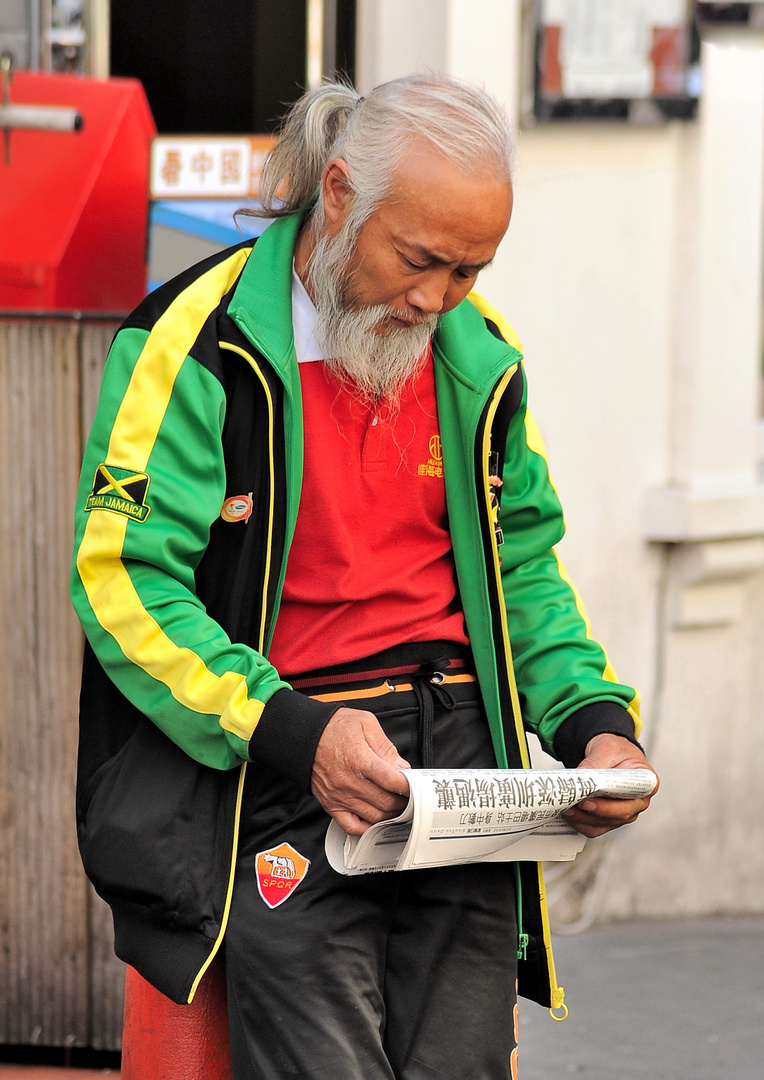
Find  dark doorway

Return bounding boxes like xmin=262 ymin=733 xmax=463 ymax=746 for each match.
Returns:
xmin=111 ymin=1 xmax=356 ymax=135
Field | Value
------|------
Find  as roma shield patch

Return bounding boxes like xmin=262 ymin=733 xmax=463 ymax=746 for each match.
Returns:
xmin=255 ymin=842 xmax=310 ymax=909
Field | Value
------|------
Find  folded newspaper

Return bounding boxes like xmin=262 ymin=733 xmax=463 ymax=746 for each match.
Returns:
xmin=325 ymin=768 xmax=657 ymax=875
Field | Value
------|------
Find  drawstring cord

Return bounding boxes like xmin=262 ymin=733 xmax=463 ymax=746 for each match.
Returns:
xmin=409 ymin=658 xmax=456 ymax=768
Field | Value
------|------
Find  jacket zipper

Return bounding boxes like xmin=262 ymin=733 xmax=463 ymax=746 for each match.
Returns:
xmin=187 ymin=340 xmax=279 ymax=1004
xmin=478 ymin=367 xmax=567 ymax=1018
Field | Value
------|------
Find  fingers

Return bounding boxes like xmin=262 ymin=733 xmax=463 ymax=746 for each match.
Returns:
xmin=328 ymin=807 xmax=375 ymax=837
xmin=563 ymin=794 xmax=652 ymax=838
xmin=313 ymin=770 xmax=408 ymax=834
xmin=563 ymin=732 xmax=659 ymax=836
xmin=360 ymin=718 xmax=412 ymax=781
xmin=314 ymin=791 xmax=408 ymax=835
xmin=560 ymin=734 xmax=661 ymax=838
xmin=311 ymin=708 xmax=411 ymax=834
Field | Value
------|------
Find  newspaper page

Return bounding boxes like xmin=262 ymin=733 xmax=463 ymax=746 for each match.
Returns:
xmin=325 ymin=768 xmax=657 ymax=876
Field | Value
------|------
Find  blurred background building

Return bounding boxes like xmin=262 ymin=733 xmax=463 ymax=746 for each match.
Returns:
xmin=1 ymin=0 xmax=763 ymax=1057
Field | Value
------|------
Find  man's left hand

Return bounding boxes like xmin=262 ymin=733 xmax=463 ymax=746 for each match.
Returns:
xmin=562 ymin=733 xmax=659 ymax=838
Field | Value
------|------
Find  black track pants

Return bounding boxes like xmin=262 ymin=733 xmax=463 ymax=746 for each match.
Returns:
xmin=224 ymin=681 xmax=518 ymax=1080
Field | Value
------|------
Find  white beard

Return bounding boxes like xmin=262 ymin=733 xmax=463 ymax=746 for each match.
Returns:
xmin=306 ymin=223 xmax=439 ymax=406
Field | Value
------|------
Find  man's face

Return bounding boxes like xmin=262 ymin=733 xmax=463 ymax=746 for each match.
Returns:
xmin=326 ymin=141 xmax=513 ymax=335
xmin=298 ymin=140 xmax=513 ymax=403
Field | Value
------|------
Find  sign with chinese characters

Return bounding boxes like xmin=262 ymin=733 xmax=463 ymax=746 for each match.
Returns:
xmin=150 ymin=135 xmax=276 ymax=198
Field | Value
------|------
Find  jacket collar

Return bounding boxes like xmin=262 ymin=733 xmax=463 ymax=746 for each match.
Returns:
xmin=227 ymin=212 xmax=302 ymax=394
xmin=437 ymin=301 xmax=519 ymax=394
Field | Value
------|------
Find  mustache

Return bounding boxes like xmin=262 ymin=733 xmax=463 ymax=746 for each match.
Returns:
xmin=343 ymin=300 xmax=438 ymax=334
xmin=381 ymin=307 xmax=437 ymax=328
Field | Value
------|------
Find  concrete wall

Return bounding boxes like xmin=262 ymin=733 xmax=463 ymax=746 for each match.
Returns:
xmin=357 ymin=1 xmax=764 ymax=922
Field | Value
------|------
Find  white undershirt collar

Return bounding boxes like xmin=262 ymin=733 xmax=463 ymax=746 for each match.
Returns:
xmin=291 ymin=267 xmax=324 ymax=364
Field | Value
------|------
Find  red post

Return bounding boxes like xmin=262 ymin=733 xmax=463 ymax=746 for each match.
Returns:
xmin=122 ymin=959 xmax=234 ymax=1080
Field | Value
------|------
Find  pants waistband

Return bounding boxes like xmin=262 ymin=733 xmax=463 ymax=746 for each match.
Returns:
xmin=286 ymin=641 xmax=474 ymax=694
xmin=307 ymin=671 xmax=477 ymax=703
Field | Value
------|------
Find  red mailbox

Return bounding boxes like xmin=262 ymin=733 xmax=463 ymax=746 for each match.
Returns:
xmin=0 ymin=73 xmax=155 ymax=311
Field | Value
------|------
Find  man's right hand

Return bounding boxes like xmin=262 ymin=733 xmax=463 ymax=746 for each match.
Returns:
xmin=311 ymin=707 xmax=411 ymax=835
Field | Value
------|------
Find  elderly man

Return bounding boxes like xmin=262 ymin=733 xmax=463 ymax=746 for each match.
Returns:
xmin=72 ymin=74 xmax=656 ymax=1079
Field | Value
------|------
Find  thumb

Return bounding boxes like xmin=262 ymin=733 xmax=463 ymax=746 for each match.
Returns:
xmin=364 ymin=721 xmax=411 ymax=772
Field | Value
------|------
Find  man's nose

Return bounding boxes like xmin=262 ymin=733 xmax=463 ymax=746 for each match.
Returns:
xmin=406 ymin=274 xmax=449 ymax=315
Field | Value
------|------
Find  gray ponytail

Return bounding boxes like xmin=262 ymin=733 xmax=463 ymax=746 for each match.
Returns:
xmin=257 ymin=81 xmax=361 ymax=217
xmin=248 ymin=73 xmax=513 ymax=227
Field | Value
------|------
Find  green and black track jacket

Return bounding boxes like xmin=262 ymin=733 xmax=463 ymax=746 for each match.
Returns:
xmin=71 ymin=212 xmax=641 ymax=1011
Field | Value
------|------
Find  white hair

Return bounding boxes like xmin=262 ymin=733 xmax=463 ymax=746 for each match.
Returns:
xmin=246 ymin=73 xmax=514 ymax=235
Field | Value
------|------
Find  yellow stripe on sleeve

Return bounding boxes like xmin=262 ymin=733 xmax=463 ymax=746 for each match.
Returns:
xmin=76 ymin=250 xmax=267 ymax=743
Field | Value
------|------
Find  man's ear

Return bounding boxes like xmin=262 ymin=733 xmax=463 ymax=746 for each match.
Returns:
xmin=322 ymin=158 xmax=353 ymax=225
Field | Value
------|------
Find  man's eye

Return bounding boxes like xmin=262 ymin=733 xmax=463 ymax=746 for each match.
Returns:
xmin=404 ymin=256 xmax=427 ymax=270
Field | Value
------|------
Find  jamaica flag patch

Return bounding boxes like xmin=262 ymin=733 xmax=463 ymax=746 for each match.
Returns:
xmin=85 ymin=464 xmax=151 ymax=523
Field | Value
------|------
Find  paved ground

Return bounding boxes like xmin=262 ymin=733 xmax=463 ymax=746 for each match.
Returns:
xmin=0 ymin=915 xmax=762 ymax=1078
xmin=518 ymin=915 xmax=764 ymax=1080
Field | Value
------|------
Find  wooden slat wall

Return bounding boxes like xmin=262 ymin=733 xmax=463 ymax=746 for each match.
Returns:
xmin=79 ymin=321 xmax=126 ymax=1052
xmin=0 ymin=318 xmax=125 ymax=1050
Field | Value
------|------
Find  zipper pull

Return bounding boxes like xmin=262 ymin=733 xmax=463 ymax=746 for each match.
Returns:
xmin=549 ymin=986 xmax=569 ymax=1022
xmin=516 ymin=932 xmax=529 ymax=962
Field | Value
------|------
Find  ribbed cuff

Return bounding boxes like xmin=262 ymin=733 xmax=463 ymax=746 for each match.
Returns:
xmin=552 ymin=702 xmax=642 ymax=768
xmin=247 ymin=687 xmax=342 ymax=793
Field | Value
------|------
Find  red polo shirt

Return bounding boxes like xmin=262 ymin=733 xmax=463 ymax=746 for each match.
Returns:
xmin=268 ymin=347 xmax=469 ymax=676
